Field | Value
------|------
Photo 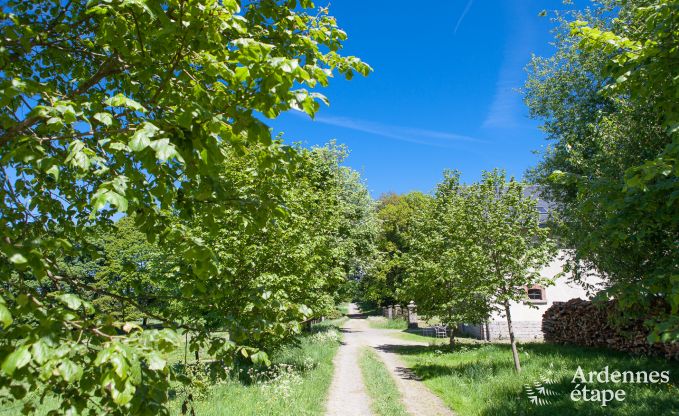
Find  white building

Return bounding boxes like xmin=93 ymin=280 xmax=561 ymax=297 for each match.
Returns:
xmin=459 ymin=251 xmax=603 ymax=341
xmin=459 ymin=187 xmax=603 ymax=341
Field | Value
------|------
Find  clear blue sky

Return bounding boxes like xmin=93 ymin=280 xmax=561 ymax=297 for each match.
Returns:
xmin=268 ymin=1 xmax=577 ymax=197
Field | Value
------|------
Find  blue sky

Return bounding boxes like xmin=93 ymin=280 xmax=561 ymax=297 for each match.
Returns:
xmin=268 ymin=0 xmax=577 ymax=197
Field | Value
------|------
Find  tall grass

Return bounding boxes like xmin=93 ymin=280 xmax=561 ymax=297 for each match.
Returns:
xmin=170 ymin=320 xmax=345 ymax=416
xmin=368 ymin=316 xmax=408 ymax=330
xmin=395 ymin=341 xmax=679 ymax=416
xmin=359 ymin=347 xmax=409 ymax=416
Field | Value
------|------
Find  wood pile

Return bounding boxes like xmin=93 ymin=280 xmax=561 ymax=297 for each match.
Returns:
xmin=542 ymin=298 xmax=679 ymax=360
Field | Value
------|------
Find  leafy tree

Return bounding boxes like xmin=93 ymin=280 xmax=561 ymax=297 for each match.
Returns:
xmin=401 ymin=172 xmax=492 ymax=349
xmin=402 ymin=170 xmax=555 ymax=371
xmin=0 ymin=0 xmax=369 ymax=413
xmin=524 ymin=0 xmax=678 ymax=343
xmin=359 ymin=192 xmax=431 ymax=306
xmin=179 ymin=142 xmax=378 ymax=353
xmin=91 ymin=217 xmax=167 ymax=325
xmin=466 ymin=170 xmax=555 ymax=372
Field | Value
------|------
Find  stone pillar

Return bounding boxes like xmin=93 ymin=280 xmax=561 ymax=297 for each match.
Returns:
xmin=387 ymin=305 xmax=394 ymax=319
xmin=407 ymin=301 xmax=418 ymax=329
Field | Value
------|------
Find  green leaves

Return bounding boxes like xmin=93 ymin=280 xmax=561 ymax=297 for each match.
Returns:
xmin=401 ymin=170 xmax=554 ymax=332
xmin=149 ymin=138 xmax=182 ymax=162
xmin=146 ymin=353 xmax=166 ymax=371
xmin=129 ymin=122 xmax=158 ymax=151
xmin=93 ymin=112 xmax=114 ymax=126
xmin=91 ymin=187 xmax=128 ymax=214
xmin=526 ymin=0 xmax=679 ymax=344
xmin=57 ymin=293 xmax=83 ymax=310
xmin=0 ymin=301 xmax=12 ymax=329
xmin=8 ymin=253 xmax=28 ymax=264
xmin=0 ymin=0 xmax=371 ymax=413
xmin=232 ymin=38 xmax=275 ymax=62
xmin=58 ymin=360 xmax=83 ymax=382
xmin=104 ymin=94 xmax=146 ymax=113
xmin=2 ymin=346 xmax=31 ymax=376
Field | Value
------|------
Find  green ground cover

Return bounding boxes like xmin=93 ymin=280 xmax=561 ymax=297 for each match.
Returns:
xmin=359 ymin=347 xmax=409 ymax=416
xmin=367 ymin=317 xmax=408 ymax=330
xmin=393 ymin=340 xmax=679 ymax=416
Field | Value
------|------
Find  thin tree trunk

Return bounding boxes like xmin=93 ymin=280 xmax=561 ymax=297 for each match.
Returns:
xmin=484 ymin=322 xmax=491 ymax=342
xmin=504 ymin=300 xmax=521 ymax=372
xmin=448 ymin=326 xmax=455 ymax=351
xmin=142 ymin=316 xmax=148 ymax=327
xmin=184 ymin=332 xmax=188 ymax=365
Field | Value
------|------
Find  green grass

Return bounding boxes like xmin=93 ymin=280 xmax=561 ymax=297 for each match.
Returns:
xmin=169 ymin=320 xmax=345 ymax=416
xmin=393 ymin=342 xmax=679 ymax=416
xmin=359 ymin=347 xmax=409 ymax=416
xmin=390 ymin=330 xmax=451 ymax=346
xmin=368 ymin=316 xmax=408 ymax=330
xmin=337 ymin=303 xmax=350 ymax=315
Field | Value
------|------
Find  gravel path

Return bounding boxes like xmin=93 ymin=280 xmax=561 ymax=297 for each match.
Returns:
xmin=324 ymin=304 xmax=455 ymax=416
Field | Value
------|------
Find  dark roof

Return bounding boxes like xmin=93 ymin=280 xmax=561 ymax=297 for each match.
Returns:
xmin=523 ymin=185 xmax=554 ymax=224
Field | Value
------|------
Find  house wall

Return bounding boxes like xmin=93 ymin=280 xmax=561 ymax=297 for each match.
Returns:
xmin=460 ymin=251 xmax=602 ymax=341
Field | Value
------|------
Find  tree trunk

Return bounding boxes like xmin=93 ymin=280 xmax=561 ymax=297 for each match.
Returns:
xmin=142 ymin=316 xmax=148 ymax=327
xmin=449 ymin=327 xmax=455 ymax=351
xmin=504 ymin=300 xmax=521 ymax=372
xmin=184 ymin=332 xmax=188 ymax=365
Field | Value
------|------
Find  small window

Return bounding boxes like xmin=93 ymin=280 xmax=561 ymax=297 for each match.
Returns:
xmin=527 ymin=288 xmax=543 ymax=300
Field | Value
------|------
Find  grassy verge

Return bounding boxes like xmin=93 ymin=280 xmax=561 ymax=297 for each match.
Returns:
xmin=170 ymin=319 xmax=345 ymax=416
xmin=394 ymin=342 xmax=679 ymax=416
xmin=337 ymin=303 xmax=350 ymax=315
xmin=390 ymin=330 xmax=451 ymax=346
xmin=359 ymin=348 xmax=409 ymax=416
xmin=368 ymin=316 xmax=408 ymax=330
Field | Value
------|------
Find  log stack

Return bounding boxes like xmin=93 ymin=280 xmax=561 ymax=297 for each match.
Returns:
xmin=542 ymin=298 xmax=679 ymax=360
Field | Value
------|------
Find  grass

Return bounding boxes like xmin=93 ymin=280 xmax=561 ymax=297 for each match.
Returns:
xmin=337 ymin=302 xmax=350 ymax=315
xmin=359 ymin=348 xmax=409 ymax=416
xmin=391 ymin=330 xmax=451 ymax=346
xmin=368 ymin=316 xmax=408 ymax=330
xmin=169 ymin=319 xmax=345 ymax=416
xmin=393 ymin=341 xmax=679 ymax=416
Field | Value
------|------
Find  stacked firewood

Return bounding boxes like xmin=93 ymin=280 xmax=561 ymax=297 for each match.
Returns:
xmin=542 ymin=298 xmax=679 ymax=359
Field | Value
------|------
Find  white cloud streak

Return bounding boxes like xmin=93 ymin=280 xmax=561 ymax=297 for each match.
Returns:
xmin=309 ymin=114 xmax=485 ymax=148
xmin=482 ymin=3 xmax=536 ymax=129
xmin=454 ymin=0 xmax=475 ymax=34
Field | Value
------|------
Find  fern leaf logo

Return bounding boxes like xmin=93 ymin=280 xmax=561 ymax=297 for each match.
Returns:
xmin=523 ymin=365 xmax=561 ymax=406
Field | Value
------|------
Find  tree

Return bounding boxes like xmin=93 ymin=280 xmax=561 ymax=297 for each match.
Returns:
xmin=0 ymin=0 xmax=370 ymax=413
xmin=524 ymin=0 xmax=678 ymax=343
xmin=402 ymin=170 xmax=555 ymax=368
xmin=180 ymin=142 xmax=378 ymax=352
xmin=359 ymin=191 xmax=431 ymax=306
xmin=467 ymin=170 xmax=555 ymax=372
xmin=402 ymin=172 xmax=494 ymax=350
xmin=91 ymin=217 xmax=167 ymax=325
